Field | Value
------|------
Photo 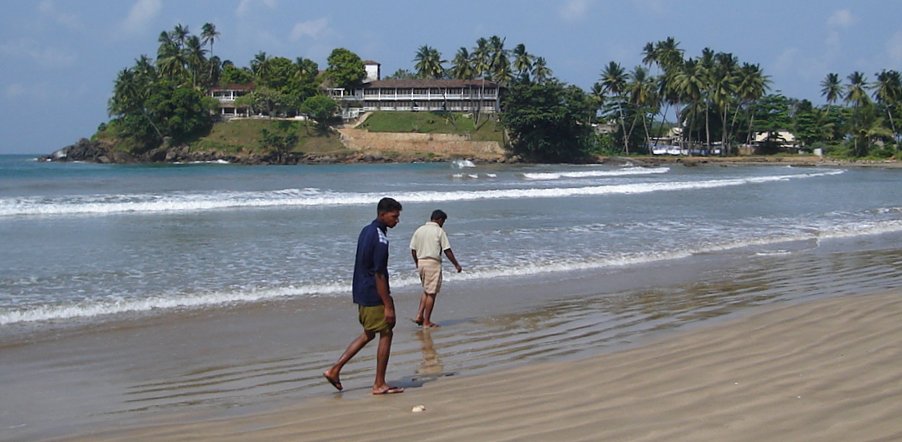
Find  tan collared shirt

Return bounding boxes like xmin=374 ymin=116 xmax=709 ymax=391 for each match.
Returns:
xmin=409 ymin=221 xmax=451 ymax=261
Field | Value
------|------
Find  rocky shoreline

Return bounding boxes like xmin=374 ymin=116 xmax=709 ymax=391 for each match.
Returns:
xmin=39 ymin=137 xmax=516 ymax=165
xmin=40 ymin=137 xmax=899 ymax=168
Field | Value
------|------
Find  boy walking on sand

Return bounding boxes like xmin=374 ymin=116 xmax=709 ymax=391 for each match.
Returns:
xmin=410 ymin=209 xmax=462 ymax=328
xmin=324 ymin=197 xmax=404 ymax=395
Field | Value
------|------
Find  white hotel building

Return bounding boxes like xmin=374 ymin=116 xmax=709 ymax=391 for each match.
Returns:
xmin=209 ymin=61 xmax=501 ymax=119
xmin=328 ymin=61 xmax=501 ymax=119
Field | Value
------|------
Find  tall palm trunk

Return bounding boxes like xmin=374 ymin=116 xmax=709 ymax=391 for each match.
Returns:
xmin=653 ymin=102 xmax=671 ymax=146
xmin=618 ymin=102 xmax=629 ymax=154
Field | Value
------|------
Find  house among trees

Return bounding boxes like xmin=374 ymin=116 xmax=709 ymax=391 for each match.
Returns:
xmin=210 ymin=84 xmax=254 ymax=118
xmin=329 ymin=61 xmax=501 ymax=119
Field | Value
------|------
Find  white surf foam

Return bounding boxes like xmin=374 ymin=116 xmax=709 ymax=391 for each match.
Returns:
xmin=0 ymin=169 xmax=845 ymax=218
xmin=2 ymin=213 xmax=897 ymax=326
xmin=522 ymin=167 xmax=670 ymax=180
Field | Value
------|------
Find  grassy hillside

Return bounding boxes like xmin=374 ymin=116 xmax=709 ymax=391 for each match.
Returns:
xmin=90 ymin=112 xmax=502 ymax=162
xmin=189 ymin=119 xmax=347 ymax=155
xmin=358 ymin=111 xmax=504 ymax=142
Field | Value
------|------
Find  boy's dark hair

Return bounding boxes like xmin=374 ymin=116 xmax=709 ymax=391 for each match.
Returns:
xmin=430 ymin=209 xmax=447 ymax=221
xmin=377 ymin=197 xmax=402 ymax=214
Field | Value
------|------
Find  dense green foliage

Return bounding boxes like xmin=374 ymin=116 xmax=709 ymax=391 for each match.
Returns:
xmin=102 ymin=23 xmax=899 ymax=161
xmin=501 ymin=79 xmax=596 ymax=161
xmin=300 ymin=95 xmax=339 ymax=131
xmin=325 ymin=48 xmax=366 ymax=89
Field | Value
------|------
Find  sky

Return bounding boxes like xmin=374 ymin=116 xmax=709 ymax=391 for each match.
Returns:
xmin=2 ymin=0 xmax=901 ymax=154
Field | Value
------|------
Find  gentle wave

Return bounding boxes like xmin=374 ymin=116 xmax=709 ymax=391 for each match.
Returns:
xmin=0 ymin=169 xmax=845 ymax=218
xmin=522 ymin=167 xmax=670 ymax=180
xmin=5 ymin=212 xmax=898 ymax=327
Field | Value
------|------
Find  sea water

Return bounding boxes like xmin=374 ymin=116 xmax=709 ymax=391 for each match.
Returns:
xmin=2 ymin=154 xmax=902 ymax=439
xmin=1 ymin=155 xmax=900 ymax=331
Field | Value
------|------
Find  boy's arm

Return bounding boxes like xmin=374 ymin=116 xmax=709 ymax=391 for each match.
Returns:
xmin=374 ymin=272 xmax=395 ymax=325
xmin=444 ymin=248 xmax=462 ymax=272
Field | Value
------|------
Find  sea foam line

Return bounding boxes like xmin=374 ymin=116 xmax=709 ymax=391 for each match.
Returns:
xmin=0 ymin=169 xmax=844 ymax=218
xmin=6 ymin=215 xmax=897 ymax=327
xmin=522 ymin=166 xmax=670 ymax=180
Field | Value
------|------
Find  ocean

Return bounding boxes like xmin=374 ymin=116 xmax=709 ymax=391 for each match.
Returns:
xmin=1 ymin=154 xmax=900 ymax=438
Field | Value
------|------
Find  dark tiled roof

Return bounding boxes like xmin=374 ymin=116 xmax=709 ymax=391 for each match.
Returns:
xmin=363 ymin=79 xmax=499 ymax=88
xmin=210 ymin=83 xmax=255 ymax=92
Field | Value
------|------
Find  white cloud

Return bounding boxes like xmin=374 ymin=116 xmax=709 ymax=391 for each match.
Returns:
xmin=0 ymin=39 xmax=76 ymax=68
xmin=37 ymin=0 xmax=83 ymax=30
xmin=290 ymin=18 xmax=329 ymax=41
xmin=120 ymin=0 xmax=162 ymax=33
xmin=560 ymin=0 xmax=591 ymax=22
xmin=827 ymin=9 xmax=856 ymax=28
xmin=236 ymin=0 xmax=278 ymax=17
xmin=887 ymin=31 xmax=902 ymax=65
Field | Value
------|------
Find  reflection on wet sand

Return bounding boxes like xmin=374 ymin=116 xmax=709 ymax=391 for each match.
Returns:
xmin=414 ymin=329 xmax=443 ymax=381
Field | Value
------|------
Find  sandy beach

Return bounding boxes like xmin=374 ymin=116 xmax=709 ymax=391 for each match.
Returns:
xmin=67 ymin=291 xmax=902 ymax=442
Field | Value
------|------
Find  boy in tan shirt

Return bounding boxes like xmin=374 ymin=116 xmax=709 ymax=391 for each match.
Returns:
xmin=410 ymin=209 xmax=462 ymax=327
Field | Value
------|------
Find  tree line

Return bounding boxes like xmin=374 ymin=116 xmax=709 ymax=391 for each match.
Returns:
xmin=105 ymin=25 xmax=899 ymax=160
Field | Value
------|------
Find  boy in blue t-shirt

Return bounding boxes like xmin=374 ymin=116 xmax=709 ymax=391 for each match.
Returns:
xmin=324 ymin=197 xmax=405 ymax=395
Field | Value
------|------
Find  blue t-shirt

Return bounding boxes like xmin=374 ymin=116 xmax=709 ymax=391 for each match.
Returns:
xmin=352 ymin=219 xmax=390 ymax=306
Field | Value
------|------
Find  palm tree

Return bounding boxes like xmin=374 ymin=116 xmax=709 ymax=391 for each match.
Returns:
xmin=733 ymin=63 xmax=770 ymax=146
xmin=531 ymin=57 xmax=552 ymax=83
xmin=698 ymin=48 xmax=717 ymax=148
xmin=711 ymin=52 xmax=738 ymax=154
xmin=201 ymin=23 xmax=220 ymax=81
xmin=488 ymin=35 xmax=508 ymax=82
xmin=845 ymin=71 xmax=872 ymax=155
xmin=172 ymin=24 xmax=190 ymax=48
xmin=512 ymin=43 xmax=532 ymax=80
xmin=641 ymin=42 xmax=656 ymax=67
xmin=627 ymin=65 xmax=658 ymax=150
xmin=646 ymin=38 xmax=684 ymax=148
xmin=820 ymin=73 xmax=842 ymax=105
xmin=673 ymin=58 xmax=705 ymax=149
xmin=845 ymin=71 xmax=871 ymax=107
xmin=183 ymin=35 xmax=207 ymax=88
xmin=110 ymin=66 xmax=163 ymax=140
xmin=449 ymin=47 xmax=473 ymax=80
xmin=872 ymin=69 xmax=901 ymax=150
xmin=413 ymin=45 xmax=444 ymax=79
xmin=250 ymin=51 xmax=269 ymax=77
xmin=471 ymin=38 xmax=491 ymax=123
xmin=599 ymin=61 xmax=630 ymax=153
xmin=201 ymin=23 xmax=220 ymax=57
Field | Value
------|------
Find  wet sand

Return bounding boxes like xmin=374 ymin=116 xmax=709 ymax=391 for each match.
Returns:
xmin=3 ymin=234 xmax=901 ymax=441
xmin=72 ymin=291 xmax=902 ymax=441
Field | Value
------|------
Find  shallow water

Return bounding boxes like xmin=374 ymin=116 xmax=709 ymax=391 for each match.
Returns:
xmin=0 ymin=156 xmax=900 ymax=439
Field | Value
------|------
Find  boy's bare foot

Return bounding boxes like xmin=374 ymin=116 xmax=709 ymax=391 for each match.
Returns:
xmin=372 ymin=386 xmax=404 ymax=395
xmin=323 ymin=371 xmax=342 ymax=391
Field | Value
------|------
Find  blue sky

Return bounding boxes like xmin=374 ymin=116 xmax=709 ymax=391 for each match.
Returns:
xmin=2 ymin=0 xmax=901 ymax=154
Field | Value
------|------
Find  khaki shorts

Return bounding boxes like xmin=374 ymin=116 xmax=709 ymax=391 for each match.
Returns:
xmin=417 ymin=258 xmax=443 ymax=295
xmin=358 ymin=304 xmax=392 ymax=333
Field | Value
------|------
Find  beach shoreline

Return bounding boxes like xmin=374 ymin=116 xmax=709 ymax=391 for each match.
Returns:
xmin=65 ymin=290 xmax=902 ymax=442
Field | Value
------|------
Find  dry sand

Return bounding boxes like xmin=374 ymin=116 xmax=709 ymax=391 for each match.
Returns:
xmin=74 ymin=292 xmax=902 ymax=441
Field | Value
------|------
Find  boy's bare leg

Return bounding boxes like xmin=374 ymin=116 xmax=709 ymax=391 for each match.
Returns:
xmin=324 ymin=330 xmax=375 ymax=391
xmin=372 ymin=330 xmax=403 ymax=394
xmin=422 ymin=293 xmax=438 ymax=327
